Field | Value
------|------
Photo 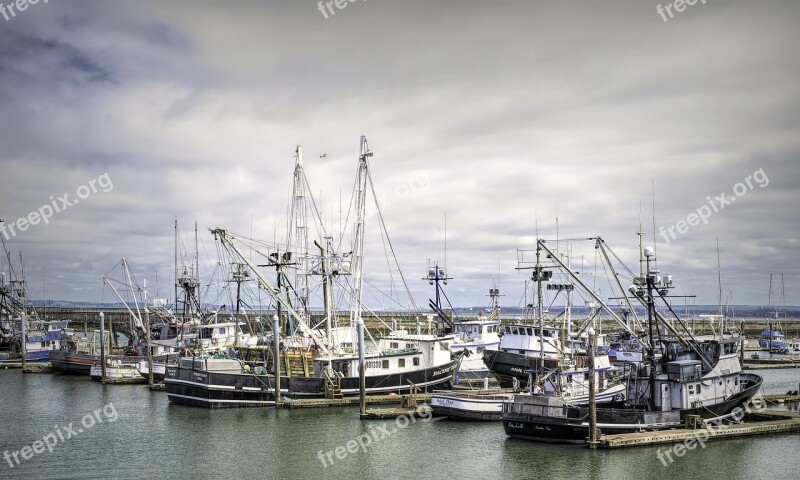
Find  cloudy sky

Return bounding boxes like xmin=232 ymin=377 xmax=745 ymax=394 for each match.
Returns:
xmin=0 ymin=0 xmax=797 ymax=310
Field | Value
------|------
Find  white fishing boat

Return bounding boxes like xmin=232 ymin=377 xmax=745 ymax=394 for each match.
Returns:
xmin=502 ymin=239 xmax=763 ymax=443
xmin=166 ymin=139 xmax=461 ymax=407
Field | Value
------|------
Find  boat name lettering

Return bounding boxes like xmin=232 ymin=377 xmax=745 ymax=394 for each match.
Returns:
xmin=432 ymin=364 xmax=457 ymax=377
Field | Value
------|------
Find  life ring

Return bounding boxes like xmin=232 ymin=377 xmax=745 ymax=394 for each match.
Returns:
xmin=211 ymin=334 xmax=219 ymax=345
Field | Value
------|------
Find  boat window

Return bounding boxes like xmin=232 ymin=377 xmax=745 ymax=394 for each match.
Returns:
xmin=406 ymin=343 xmax=414 ymax=349
xmin=688 ymin=385 xmax=695 ymax=394
xmin=511 ymin=327 xmax=519 ymax=335
xmin=584 ymin=372 xmax=590 ymax=381
xmin=477 ymin=347 xmax=484 ymax=354
xmin=526 ymin=328 xmax=533 ymax=336
xmin=398 ymin=359 xmax=406 ymax=368
xmin=566 ymin=375 xmax=573 ymax=384
xmin=413 ymin=357 xmax=420 ymax=366
xmin=697 ymin=384 xmax=702 ymax=394
xmin=519 ymin=350 xmax=526 ymax=355
xmin=218 ymin=328 xmax=226 ymax=335
xmin=382 ymin=360 xmax=389 ymax=369
xmin=390 ymin=342 xmax=399 ymax=349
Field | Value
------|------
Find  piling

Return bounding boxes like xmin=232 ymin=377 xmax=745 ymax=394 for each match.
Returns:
xmin=588 ymin=327 xmax=598 ymax=449
xmin=99 ymin=312 xmax=106 ymax=382
xmin=273 ymin=314 xmax=281 ymax=405
xmin=358 ymin=318 xmax=366 ymax=415
xmin=146 ymin=307 xmax=154 ymax=387
xmin=20 ymin=312 xmax=27 ymax=371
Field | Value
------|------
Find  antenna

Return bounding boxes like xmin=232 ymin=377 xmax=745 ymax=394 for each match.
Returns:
xmin=444 ymin=211 xmax=447 ymax=276
xmin=716 ymin=237 xmax=722 ymax=317
xmin=651 ymin=179 xmax=658 ymax=266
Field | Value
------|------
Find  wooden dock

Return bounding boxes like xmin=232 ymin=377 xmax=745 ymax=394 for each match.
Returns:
xmin=763 ymin=393 xmax=800 ymax=403
xmin=22 ymin=363 xmax=53 ymax=374
xmin=283 ymin=393 xmax=432 ymax=409
xmin=598 ymin=410 xmax=800 ymax=449
xmin=360 ymin=405 xmax=433 ymax=419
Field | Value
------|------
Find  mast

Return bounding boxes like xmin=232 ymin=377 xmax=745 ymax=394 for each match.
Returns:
xmin=174 ymin=220 xmax=178 ymax=323
xmin=212 ymin=229 xmax=329 ymax=355
xmin=348 ymin=136 xmax=372 ymax=328
xmin=289 ymin=146 xmax=311 ymax=323
xmin=644 ymin=246 xmax=657 ymax=410
xmin=535 ymin=241 xmax=544 ymax=378
xmin=315 ymin=238 xmax=334 ymax=370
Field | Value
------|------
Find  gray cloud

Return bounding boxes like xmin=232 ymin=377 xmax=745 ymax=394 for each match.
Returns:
xmin=0 ymin=0 xmax=797 ymax=307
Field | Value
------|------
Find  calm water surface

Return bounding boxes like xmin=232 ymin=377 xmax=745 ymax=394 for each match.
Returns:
xmin=1 ymin=368 xmax=798 ymax=480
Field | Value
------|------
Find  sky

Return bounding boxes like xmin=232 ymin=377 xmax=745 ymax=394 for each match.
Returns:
xmin=0 ymin=0 xmax=798 ymax=310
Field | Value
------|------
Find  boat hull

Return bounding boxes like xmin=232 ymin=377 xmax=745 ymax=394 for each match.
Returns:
xmin=503 ymin=373 xmax=763 ymax=443
xmin=482 ymin=349 xmax=558 ymax=388
xmin=165 ymin=358 xmax=461 ymax=408
xmin=48 ymin=351 xmax=100 ymax=375
xmin=431 ymin=391 xmax=513 ymax=421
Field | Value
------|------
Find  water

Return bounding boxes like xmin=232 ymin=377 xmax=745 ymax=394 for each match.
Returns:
xmin=1 ymin=369 xmax=798 ymax=480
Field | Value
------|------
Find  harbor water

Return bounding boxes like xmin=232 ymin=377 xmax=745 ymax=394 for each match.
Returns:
xmin=1 ymin=368 xmax=798 ymax=480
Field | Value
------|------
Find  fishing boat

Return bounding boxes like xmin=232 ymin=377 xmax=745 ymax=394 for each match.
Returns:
xmin=424 ymin=261 xmax=501 ymax=382
xmin=502 ymin=240 xmax=763 ymax=443
xmin=758 ymin=329 xmax=789 ymax=354
xmin=430 ymin=388 xmax=516 ymax=421
xmin=165 ymin=139 xmax=461 ymax=407
xmin=21 ymin=319 xmax=72 ymax=361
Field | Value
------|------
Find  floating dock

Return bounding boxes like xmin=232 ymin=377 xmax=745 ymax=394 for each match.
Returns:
xmin=283 ymin=393 xmax=432 ymax=409
xmin=597 ymin=410 xmax=800 ymax=449
xmin=22 ymin=363 xmax=53 ymax=374
xmin=360 ymin=405 xmax=433 ymax=419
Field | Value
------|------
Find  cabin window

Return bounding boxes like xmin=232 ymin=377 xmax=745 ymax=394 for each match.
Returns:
xmin=477 ymin=347 xmax=484 ymax=354
xmin=398 ymin=359 xmax=406 ymax=368
xmin=526 ymin=328 xmax=533 ymax=336
xmin=382 ymin=360 xmax=389 ymax=369
xmin=735 ymin=378 xmax=739 ymax=386
xmin=511 ymin=327 xmax=519 ymax=335
xmin=390 ymin=342 xmax=399 ymax=349
xmin=697 ymin=385 xmax=702 ymax=394
xmin=519 ymin=350 xmax=526 ymax=355
xmin=584 ymin=372 xmax=590 ymax=381
xmin=406 ymin=343 xmax=414 ymax=349
xmin=218 ymin=328 xmax=226 ymax=335
xmin=688 ymin=385 xmax=695 ymax=394
xmin=566 ymin=375 xmax=573 ymax=384
xmin=413 ymin=357 xmax=420 ymax=366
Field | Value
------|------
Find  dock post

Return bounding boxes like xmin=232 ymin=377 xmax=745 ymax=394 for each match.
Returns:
xmin=588 ymin=327 xmax=598 ymax=449
xmin=146 ymin=307 xmax=154 ymax=387
xmin=273 ymin=314 xmax=281 ymax=406
xmin=358 ymin=318 xmax=366 ymax=415
xmin=20 ymin=312 xmax=27 ymax=371
xmin=100 ymin=312 xmax=106 ymax=383
xmin=740 ymin=320 xmax=745 ymax=365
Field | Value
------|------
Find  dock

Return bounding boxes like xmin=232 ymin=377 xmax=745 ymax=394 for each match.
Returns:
xmin=360 ymin=405 xmax=432 ymax=419
xmin=22 ymin=363 xmax=53 ymax=374
xmin=597 ymin=410 xmax=800 ymax=449
xmin=282 ymin=393 xmax=432 ymax=409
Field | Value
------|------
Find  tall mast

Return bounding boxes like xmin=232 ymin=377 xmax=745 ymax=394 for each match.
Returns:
xmin=174 ymin=220 xmax=178 ymax=314
xmin=535 ymin=241 xmax=544 ymax=377
xmin=289 ymin=146 xmax=310 ymax=323
xmin=645 ymin=246 xmax=657 ymax=410
xmin=195 ymin=221 xmax=200 ymax=310
xmin=348 ymin=136 xmax=372 ymax=328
